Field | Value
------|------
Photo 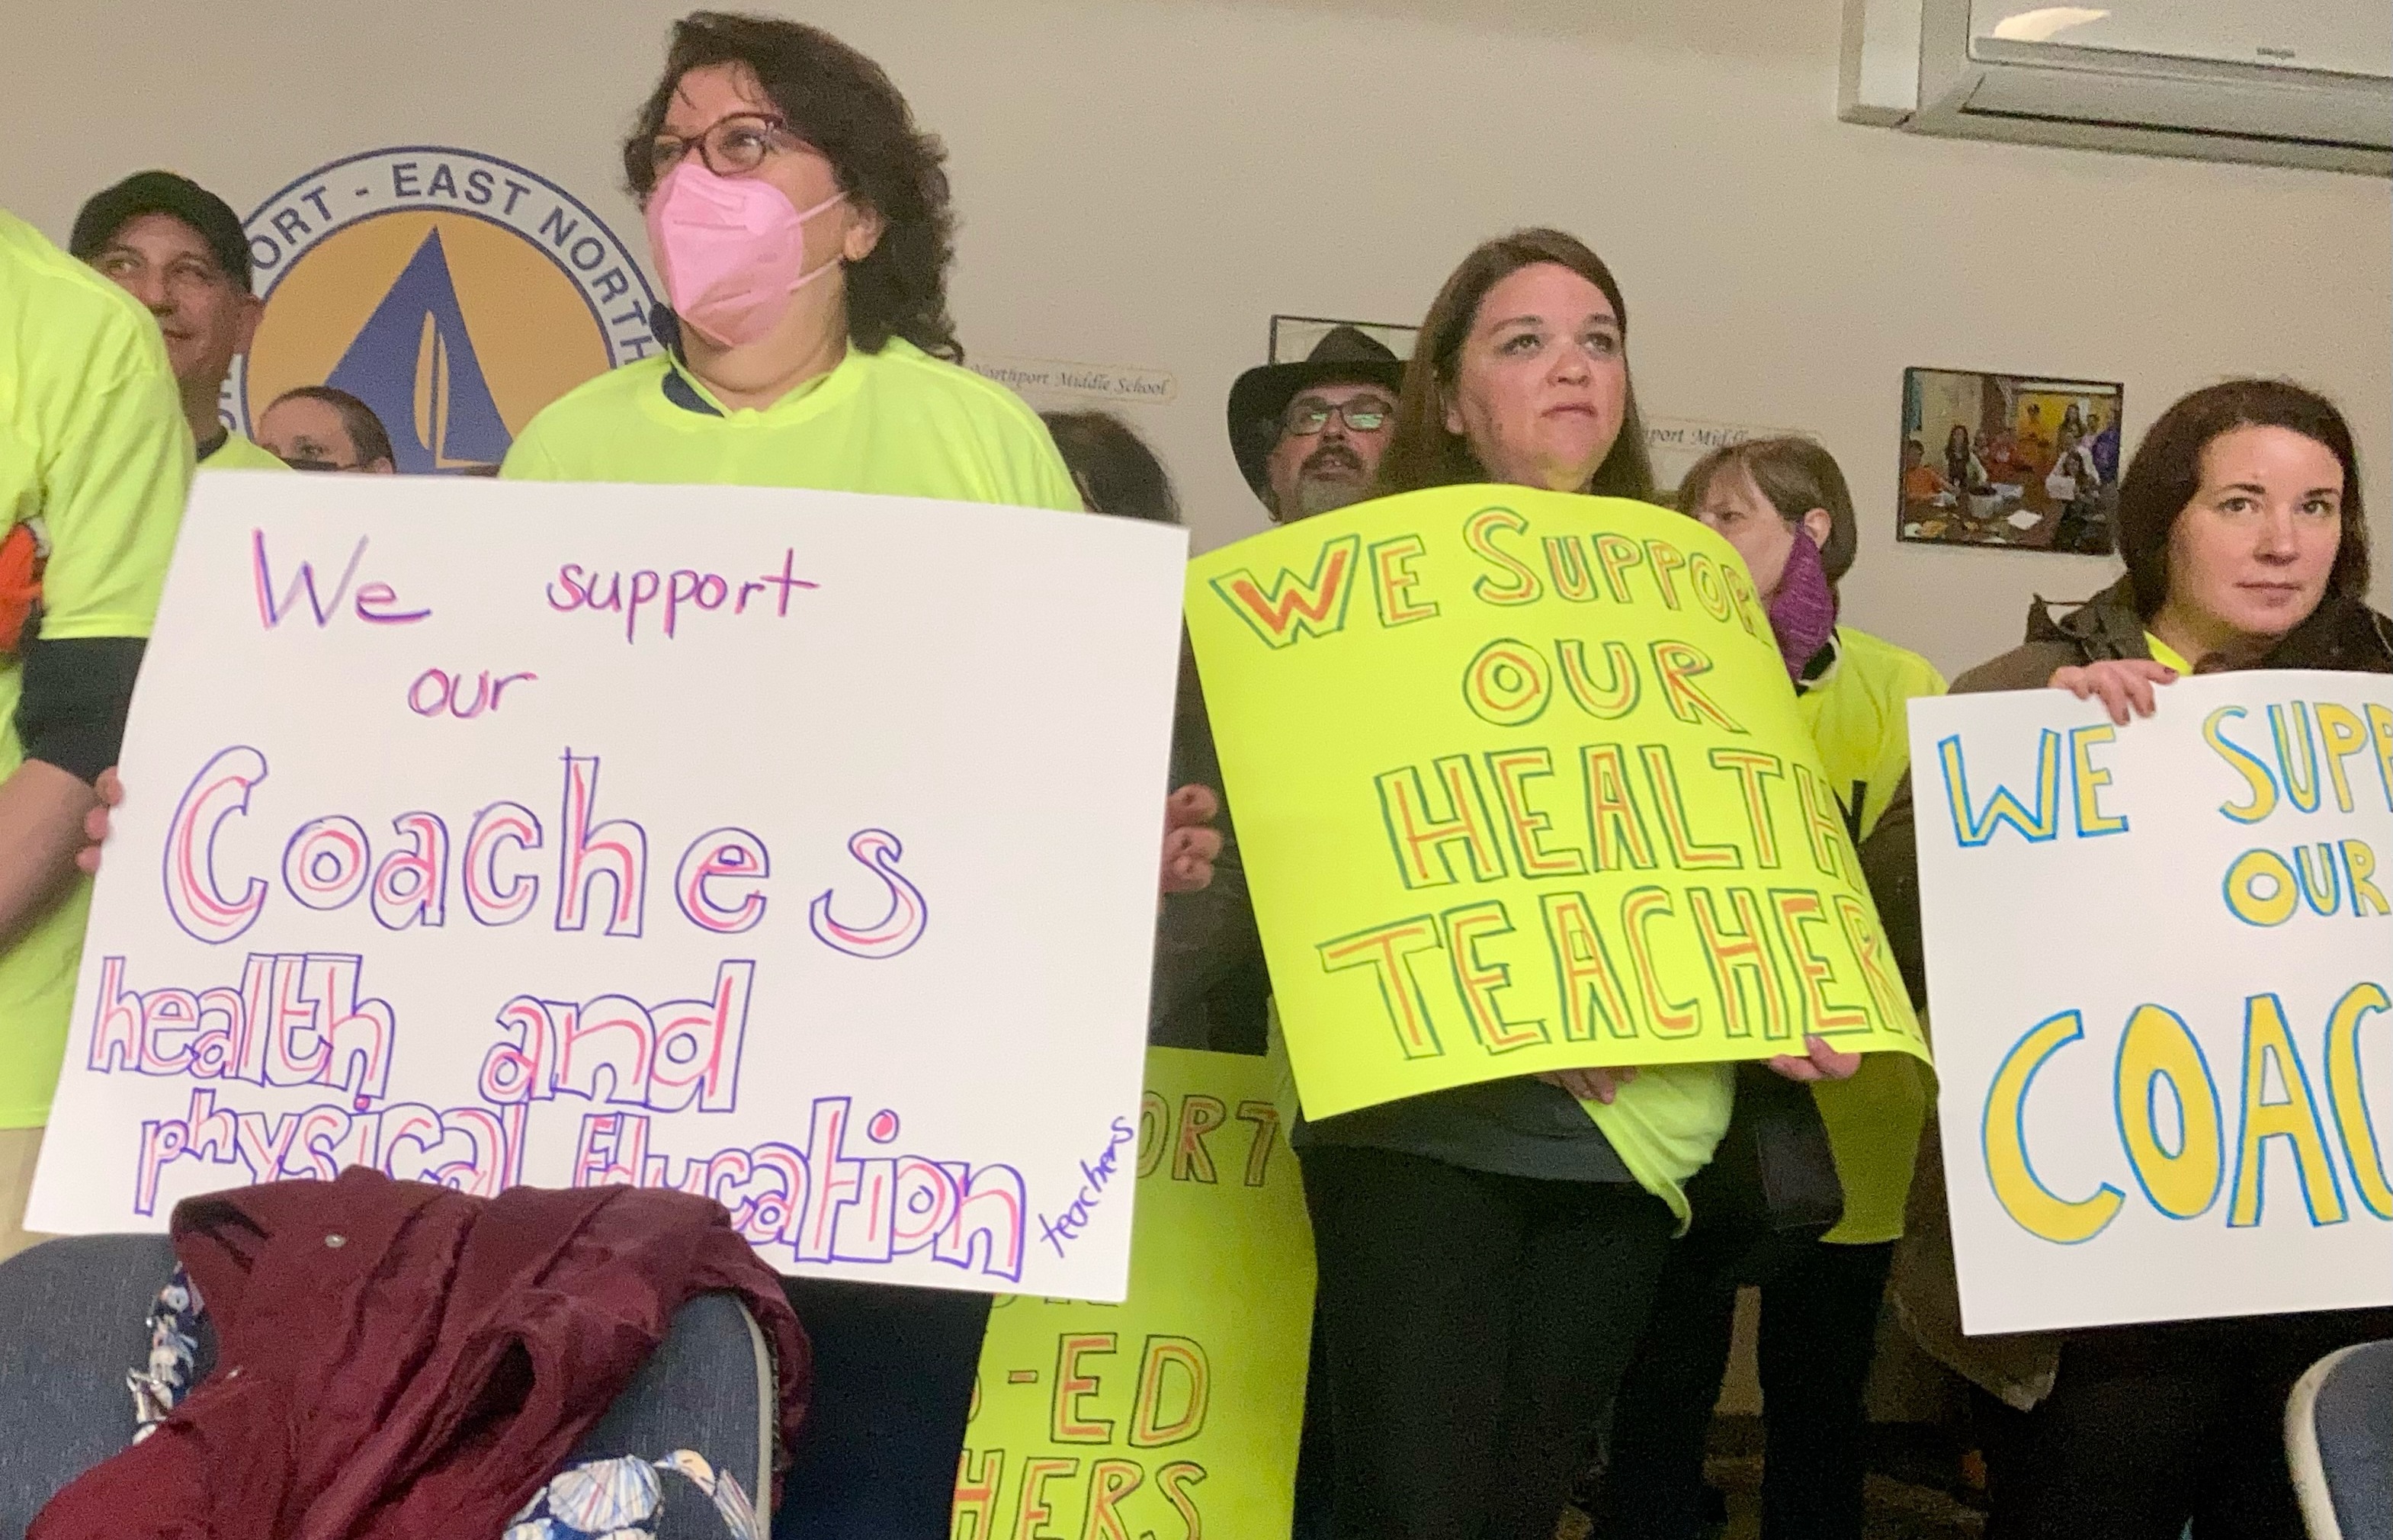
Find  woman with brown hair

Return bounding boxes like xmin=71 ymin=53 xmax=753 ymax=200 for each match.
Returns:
xmin=489 ymin=14 xmax=1220 ymax=1537
xmin=1296 ymin=229 xmax=1855 ymax=1540
xmin=1862 ymin=378 xmax=2393 ymax=1540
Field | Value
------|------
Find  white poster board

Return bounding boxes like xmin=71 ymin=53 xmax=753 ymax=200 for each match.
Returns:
xmin=1910 ymin=672 xmax=2393 ymax=1334
xmin=28 ymin=473 xmax=1188 ymax=1302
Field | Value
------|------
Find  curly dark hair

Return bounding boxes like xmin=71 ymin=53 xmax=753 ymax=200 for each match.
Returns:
xmin=624 ymin=11 xmax=961 ymax=361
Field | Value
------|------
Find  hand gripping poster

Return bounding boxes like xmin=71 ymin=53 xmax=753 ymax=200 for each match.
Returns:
xmin=1909 ymin=672 xmax=2393 ymax=1333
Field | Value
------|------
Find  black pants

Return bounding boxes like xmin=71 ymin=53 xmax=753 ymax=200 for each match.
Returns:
xmin=1291 ymin=1295 xmax=1338 ymax=1540
xmin=1978 ymin=1307 xmax=2393 ymax=1540
xmin=1592 ymin=1224 xmax=1894 ymax=1540
xmin=1300 ymin=1143 xmax=1676 ymax=1540
xmin=771 ymin=1275 xmax=993 ymax=1540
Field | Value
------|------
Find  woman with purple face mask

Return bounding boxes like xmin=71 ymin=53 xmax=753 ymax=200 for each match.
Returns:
xmin=490 ymin=14 xmax=1220 ymax=1538
xmin=1586 ymin=438 xmax=1946 ymax=1540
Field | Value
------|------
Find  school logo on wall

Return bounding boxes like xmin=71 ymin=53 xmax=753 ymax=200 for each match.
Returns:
xmin=223 ymin=147 xmax=658 ymax=474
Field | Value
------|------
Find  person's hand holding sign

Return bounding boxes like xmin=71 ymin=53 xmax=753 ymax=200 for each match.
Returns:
xmin=74 ymin=768 xmax=121 ymax=875
xmin=2051 ymin=658 xmax=2178 ymax=724
xmin=1539 ymin=1067 xmax=1638 ymax=1105
xmin=1160 ymin=783 xmax=1222 ymax=896
xmin=1763 ymin=1036 xmax=1863 ymax=1083
xmin=1541 ymin=1035 xmax=1860 ymax=1103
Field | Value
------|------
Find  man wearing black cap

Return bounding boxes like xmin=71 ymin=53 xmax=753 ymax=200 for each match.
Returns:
xmin=72 ymin=172 xmax=285 ymax=472
xmin=1226 ymin=325 xmax=1405 ymax=523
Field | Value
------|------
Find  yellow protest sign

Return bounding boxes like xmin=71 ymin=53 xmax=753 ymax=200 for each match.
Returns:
xmin=1186 ymin=486 xmax=1929 ymax=1120
xmin=953 ymin=1048 xmax=1315 ymax=1539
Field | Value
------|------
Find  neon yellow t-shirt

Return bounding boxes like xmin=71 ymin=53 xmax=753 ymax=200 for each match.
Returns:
xmin=200 ymin=432 xmax=290 ymax=472
xmin=0 ymin=209 xmax=194 ymax=1127
xmin=502 ymin=338 xmax=1081 ymax=512
xmin=1801 ymin=626 xmax=1946 ymax=1243
xmin=2146 ymin=633 xmax=2194 ymax=675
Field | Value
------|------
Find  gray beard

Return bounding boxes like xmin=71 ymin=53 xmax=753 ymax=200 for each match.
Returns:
xmin=1291 ymin=475 xmax=1372 ymax=518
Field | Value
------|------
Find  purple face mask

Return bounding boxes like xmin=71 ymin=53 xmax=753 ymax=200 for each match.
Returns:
xmin=1767 ymin=524 xmax=1838 ymax=680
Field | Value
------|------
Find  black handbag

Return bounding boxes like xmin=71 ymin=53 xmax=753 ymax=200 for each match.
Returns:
xmin=1689 ymin=1061 xmax=1847 ymax=1238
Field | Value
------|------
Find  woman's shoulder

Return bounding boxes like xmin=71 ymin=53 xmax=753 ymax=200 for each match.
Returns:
xmin=1834 ymin=627 xmax=1946 ymax=697
xmin=866 ymin=340 xmax=1050 ymax=438
xmin=515 ymin=356 xmax=675 ymax=435
xmin=1950 ymin=638 xmax=2089 ymax=697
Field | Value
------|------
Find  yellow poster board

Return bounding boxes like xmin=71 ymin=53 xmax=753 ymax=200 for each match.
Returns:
xmin=1185 ymin=487 xmax=1929 ymax=1120
xmin=953 ymin=1047 xmax=1315 ymax=1539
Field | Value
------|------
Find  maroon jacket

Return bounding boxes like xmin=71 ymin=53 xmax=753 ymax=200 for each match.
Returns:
xmin=33 ymin=1168 xmax=809 ymax=1540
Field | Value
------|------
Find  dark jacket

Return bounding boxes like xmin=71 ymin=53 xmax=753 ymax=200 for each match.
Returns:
xmin=32 ymin=1169 xmax=810 ymax=1540
xmin=1861 ymin=577 xmax=2393 ymax=1409
xmin=1149 ymin=646 xmax=1272 ymax=1054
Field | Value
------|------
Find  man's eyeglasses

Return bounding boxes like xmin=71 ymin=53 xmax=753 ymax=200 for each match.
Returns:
xmin=649 ymin=113 xmax=808 ymax=180
xmin=1283 ymin=399 xmax=1394 ymax=437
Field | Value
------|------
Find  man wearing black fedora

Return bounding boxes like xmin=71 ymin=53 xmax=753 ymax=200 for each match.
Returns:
xmin=1226 ymin=325 xmax=1404 ymax=523
xmin=1154 ymin=324 xmax=1410 ymax=1057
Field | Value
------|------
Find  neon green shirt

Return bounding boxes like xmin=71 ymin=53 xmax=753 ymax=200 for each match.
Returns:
xmin=502 ymin=338 xmax=1081 ymax=512
xmin=200 ymin=431 xmax=290 ymax=472
xmin=1801 ymin=625 xmax=1947 ymax=1243
xmin=2145 ymin=633 xmax=2194 ymax=675
xmin=0 ymin=209 xmax=194 ymax=1127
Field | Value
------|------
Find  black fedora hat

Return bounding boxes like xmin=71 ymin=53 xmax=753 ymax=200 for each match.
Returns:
xmin=1227 ymin=325 xmax=1407 ymax=500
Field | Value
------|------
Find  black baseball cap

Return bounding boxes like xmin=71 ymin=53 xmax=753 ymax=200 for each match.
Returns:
xmin=70 ymin=171 xmax=251 ymax=288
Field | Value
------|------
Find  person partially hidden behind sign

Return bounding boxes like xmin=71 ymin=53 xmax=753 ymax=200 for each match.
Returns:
xmin=1138 ymin=328 xmax=1411 ymax=1060
xmin=1586 ymin=438 xmax=1946 ymax=1540
xmin=0 ymin=208 xmax=194 ymax=1262
xmin=1229 ymin=325 xmax=1407 ymax=525
xmin=257 ymin=385 xmax=397 ymax=473
xmin=1288 ymin=229 xmax=1859 ymax=1540
xmin=1862 ymin=378 xmax=2393 ymax=1540
xmin=476 ymin=14 xmax=1219 ymax=1538
xmin=69 ymin=172 xmax=287 ymax=473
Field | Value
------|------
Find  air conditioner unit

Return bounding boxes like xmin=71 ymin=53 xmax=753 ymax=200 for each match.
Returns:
xmin=1840 ymin=0 xmax=2392 ymax=175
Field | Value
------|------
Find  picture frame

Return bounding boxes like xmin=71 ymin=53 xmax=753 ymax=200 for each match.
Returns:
xmin=1899 ymin=367 xmax=2123 ymax=554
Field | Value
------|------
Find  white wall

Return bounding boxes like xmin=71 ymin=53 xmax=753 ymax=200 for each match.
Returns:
xmin=8 ymin=0 xmax=2388 ymax=677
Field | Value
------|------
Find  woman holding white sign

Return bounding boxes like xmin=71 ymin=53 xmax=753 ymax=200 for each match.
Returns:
xmin=80 ymin=18 xmax=1223 ymax=1535
xmin=1291 ymin=229 xmax=1861 ymax=1540
xmin=1862 ymin=378 xmax=2393 ymax=1540
xmin=489 ymin=14 xmax=1217 ymax=1538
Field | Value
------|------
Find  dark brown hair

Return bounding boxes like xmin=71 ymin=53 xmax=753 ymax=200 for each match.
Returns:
xmin=268 ymin=385 xmax=395 ymax=468
xmin=1676 ymin=436 xmax=1859 ymax=584
xmin=624 ymin=11 xmax=961 ymax=361
xmin=1376 ymin=228 xmax=1653 ymax=499
xmin=1042 ymin=411 xmax=1180 ymax=525
xmin=2116 ymin=379 xmax=2370 ymax=619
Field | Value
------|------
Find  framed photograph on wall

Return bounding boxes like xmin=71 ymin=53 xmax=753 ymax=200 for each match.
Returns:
xmin=1899 ymin=367 xmax=2122 ymax=554
xmin=1267 ymin=315 xmax=1416 ymax=364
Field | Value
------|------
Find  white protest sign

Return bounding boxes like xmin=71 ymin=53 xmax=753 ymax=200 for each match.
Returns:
xmin=29 ymin=473 xmax=1188 ymax=1301
xmin=1910 ymin=672 xmax=2393 ymax=1334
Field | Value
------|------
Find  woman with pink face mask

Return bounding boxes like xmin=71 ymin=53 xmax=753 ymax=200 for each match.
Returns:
xmin=493 ymin=14 xmax=1218 ymax=1537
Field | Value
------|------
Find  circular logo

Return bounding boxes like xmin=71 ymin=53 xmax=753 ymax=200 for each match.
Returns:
xmin=226 ymin=147 xmax=658 ymax=474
